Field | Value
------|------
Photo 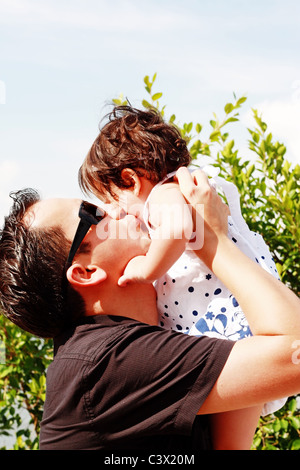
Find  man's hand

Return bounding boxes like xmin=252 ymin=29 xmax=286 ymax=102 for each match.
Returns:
xmin=176 ymin=167 xmax=229 ymax=269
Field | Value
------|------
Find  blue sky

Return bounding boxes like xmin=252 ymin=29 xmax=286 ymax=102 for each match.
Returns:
xmin=0 ymin=0 xmax=300 ymax=222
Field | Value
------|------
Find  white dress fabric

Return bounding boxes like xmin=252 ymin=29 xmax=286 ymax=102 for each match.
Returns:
xmin=143 ymin=163 xmax=286 ymax=416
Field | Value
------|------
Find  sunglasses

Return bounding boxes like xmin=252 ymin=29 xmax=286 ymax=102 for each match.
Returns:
xmin=65 ymin=201 xmax=107 ymax=270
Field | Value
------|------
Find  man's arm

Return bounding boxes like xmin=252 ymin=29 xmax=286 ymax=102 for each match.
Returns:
xmin=176 ymin=167 xmax=300 ymax=413
xmin=199 ymin=237 xmax=300 ymax=413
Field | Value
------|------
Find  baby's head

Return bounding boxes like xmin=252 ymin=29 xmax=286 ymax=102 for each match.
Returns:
xmin=79 ymin=105 xmax=191 ymax=209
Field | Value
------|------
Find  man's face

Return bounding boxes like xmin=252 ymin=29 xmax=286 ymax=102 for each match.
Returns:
xmin=27 ymin=198 xmax=151 ymax=277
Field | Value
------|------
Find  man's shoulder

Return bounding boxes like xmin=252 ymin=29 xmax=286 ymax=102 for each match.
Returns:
xmin=53 ymin=315 xmax=133 ymax=360
xmin=53 ymin=315 xmax=170 ymax=361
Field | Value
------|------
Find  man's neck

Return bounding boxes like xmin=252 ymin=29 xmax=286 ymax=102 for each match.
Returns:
xmin=86 ymin=282 xmax=158 ymax=326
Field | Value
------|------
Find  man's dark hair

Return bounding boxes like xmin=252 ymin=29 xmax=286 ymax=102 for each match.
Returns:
xmin=0 ymin=189 xmax=85 ymax=338
xmin=78 ymin=105 xmax=191 ymax=199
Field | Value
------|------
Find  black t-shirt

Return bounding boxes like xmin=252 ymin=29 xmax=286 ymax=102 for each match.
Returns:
xmin=39 ymin=315 xmax=234 ymax=450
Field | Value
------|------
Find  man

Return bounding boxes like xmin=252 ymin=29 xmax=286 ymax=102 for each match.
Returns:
xmin=0 ymin=168 xmax=299 ymax=451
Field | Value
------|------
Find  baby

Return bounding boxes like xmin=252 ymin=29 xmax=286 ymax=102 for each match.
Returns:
xmin=79 ymin=105 xmax=285 ymax=449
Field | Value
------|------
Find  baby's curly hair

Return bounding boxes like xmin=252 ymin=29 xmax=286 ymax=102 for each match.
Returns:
xmin=79 ymin=105 xmax=191 ymax=199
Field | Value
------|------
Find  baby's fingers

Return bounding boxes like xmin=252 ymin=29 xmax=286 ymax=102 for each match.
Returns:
xmin=118 ymin=275 xmax=131 ymax=287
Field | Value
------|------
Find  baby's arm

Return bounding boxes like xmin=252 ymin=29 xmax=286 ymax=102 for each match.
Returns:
xmin=118 ymin=184 xmax=193 ymax=286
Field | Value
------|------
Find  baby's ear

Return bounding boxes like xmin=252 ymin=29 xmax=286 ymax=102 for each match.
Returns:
xmin=121 ymin=168 xmax=141 ymax=196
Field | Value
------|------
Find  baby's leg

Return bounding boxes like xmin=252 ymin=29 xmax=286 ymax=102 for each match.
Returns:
xmin=209 ymin=406 xmax=262 ymax=450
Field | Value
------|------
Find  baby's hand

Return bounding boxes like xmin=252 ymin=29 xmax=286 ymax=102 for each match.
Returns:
xmin=118 ymin=256 xmax=152 ymax=287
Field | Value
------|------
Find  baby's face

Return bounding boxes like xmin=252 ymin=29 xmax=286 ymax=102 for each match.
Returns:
xmin=101 ymin=186 xmax=145 ymax=220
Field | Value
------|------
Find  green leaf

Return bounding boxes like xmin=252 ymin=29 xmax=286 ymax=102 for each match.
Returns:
xmin=279 ymin=418 xmax=288 ymax=431
xmin=152 ymin=92 xmax=163 ymax=101
xmin=0 ymin=365 xmax=14 ymax=379
xmin=209 ymin=130 xmax=221 ymax=142
xmin=290 ymin=416 xmax=300 ymax=430
xmin=236 ymin=96 xmax=247 ymax=106
xmin=246 ymin=164 xmax=255 ymax=178
xmin=142 ymin=99 xmax=152 ymax=109
xmin=112 ymin=93 xmax=128 ymax=107
xmin=277 ymin=144 xmax=286 ymax=156
xmin=288 ymin=398 xmax=297 ymax=412
xmin=290 ymin=439 xmax=300 ymax=450
xmin=252 ymin=436 xmax=261 ymax=448
xmin=224 ymin=117 xmax=239 ymax=125
xmin=268 ymin=445 xmax=280 ymax=450
xmin=186 ymin=122 xmax=193 ymax=133
xmin=29 ymin=378 xmax=40 ymax=394
xmin=224 ymin=102 xmax=234 ymax=114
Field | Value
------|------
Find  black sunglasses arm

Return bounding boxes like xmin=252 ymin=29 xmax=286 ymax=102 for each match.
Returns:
xmin=65 ymin=218 xmax=92 ymax=269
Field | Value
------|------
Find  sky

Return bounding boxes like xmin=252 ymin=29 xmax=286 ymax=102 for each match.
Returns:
xmin=0 ymin=0 xmax=300 ymax=223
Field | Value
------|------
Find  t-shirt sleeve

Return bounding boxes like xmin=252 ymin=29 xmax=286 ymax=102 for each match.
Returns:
xmin=90 ymin=322 xmax=234 ymax=439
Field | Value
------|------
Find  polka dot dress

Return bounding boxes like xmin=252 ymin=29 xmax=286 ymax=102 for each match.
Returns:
xmin=155 ymin=215 xmax=280 ymax=340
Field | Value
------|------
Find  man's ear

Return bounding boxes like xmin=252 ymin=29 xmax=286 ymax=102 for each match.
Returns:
xmin=66 ymin=263 xmax=107 ymax=288
xmin=121 ymin=168 xmax=141 ymax=196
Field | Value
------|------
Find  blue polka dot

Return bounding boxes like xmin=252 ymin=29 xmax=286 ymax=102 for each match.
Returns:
xmin=221 ymin=307 xmax=226 ymax=312
xmin=205 ymin=293 xmax=209 ymax=297
xmin=188 ymin=286 xmax=194 ymax=293
xmin=206 ymin=311 xmax=214 ymax=320
xmin=192 ymin=310 xmax=198 ymax=316
xmin=176 ymin=324 xmax=183 ymax=330
xmin=232 ymin=297 xmax=239 ymax=307
xmin=214 ymin=288 xmax=222 ymax=295
xmin=175 ymin=301 xmax=179 ymax=305
xmin=172 ymin=279 xmax=176 ymax=283
xmin=232 ymin=237 xmax=237 ymax=243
